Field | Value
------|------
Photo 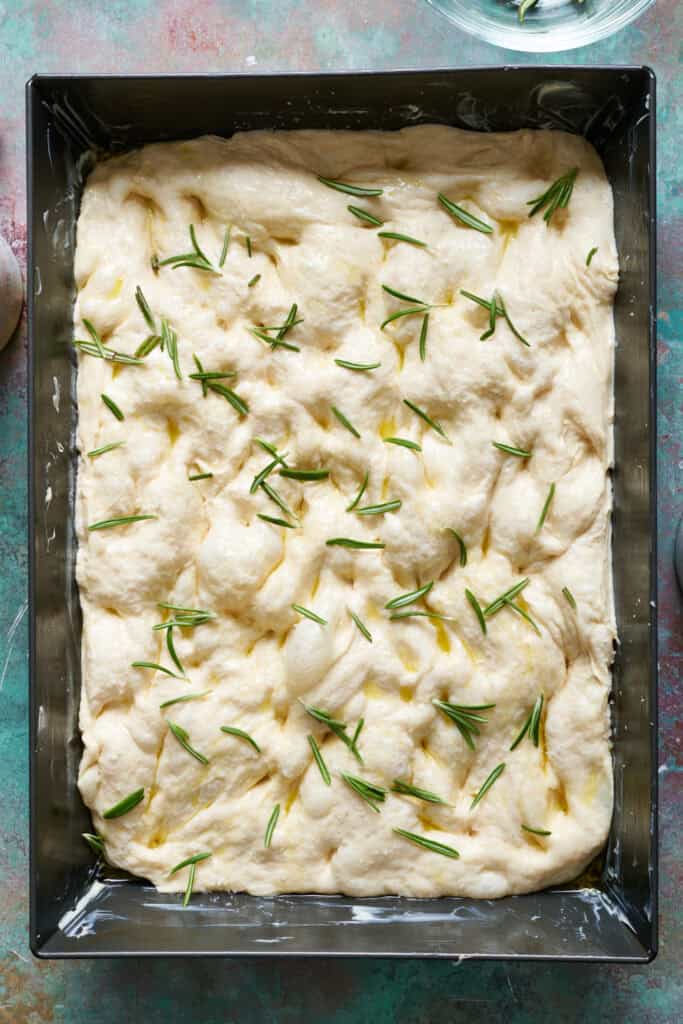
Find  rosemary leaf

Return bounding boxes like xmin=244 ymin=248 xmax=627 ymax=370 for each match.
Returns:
xmin=131 ymin=661 xmax=185 ymax=680
xmin=346 ymin=471 xmax=369 ymax=512
xmin=385 ymin=581 xmax=434 ymax=610
xmin=73 ymin=339 xmax=143 ymax=365
xmin=102 ymin=788 xmax=145 ymax=819
xmin=465 ymin=589 xmax=487 ymax=634
xmin=292 ymin=603 xmax=328 ymax=625
xmin=206 ymin=381 xmax=249 ymax=417
xmin=471 ymin=762 xmax=506 ymax=809
xmin=586 ymin=246 xmax=598 ymax=267
xmin=381 ymin=306 xmax=429 ymax=330
xmin=88 ymin=514 xmax=157 ymax=531
xmin=261 ymin=480 xmax=297 ymax=520
xmin=308 ymin=734 xmax=331 ymax=785
xmin=248 ymin=273 xmax=261 ymax=287
xmin=264 ymin=804 xmax=280 ymax=847
xmin=496 ymin=291 xmax=530 ymax=347
xmin=537 ymin=483 xmax=555 ymax=532
xmin=250 ymin=457 xmax=280 ymax=494
xmin=509 ymin=694 xmax=544 ymax=751
xmin=356 ymin=500 xmax=401 ymax=516
xmin=279 ymin=467 xmax=329 ymax=481
xmin=331 ymin=405 xmax=361 ymax=439
xmin=419 ymin=312 xmax=429 ymax=361
xmin=87 ymin=441 xmax=125 ymax=459
xmin=505 ymin=599 xmax=541 ymax=636
xmin=160 ymin=691 xmax=210 ymax=709
xmin=382 ymin=283 xmax=426 ymax=305
xmin=447 ymin=529 xmax=467 ymax=567
xmin=518 ymin=0 xmax=538 ymax=21
xmin=101 ymin=394 xmax=124 ymax=421
xmin=438 ymin=193 xmax=493 ymax=234
xmin=389 ymin=610 xmax=452 ymax=621
xmin=527 ymin=168 xmax=578 ymax=224
xmin=393 ymin=827 xmax=459 ymax=859
xmin=484 ymin=578 xmax=530 ymax=617
xmin=183 ymin=862 xmax=196 ymax=906
xmin=334 ymin=358 xmax=381 ymax=371
xmin=167 ymin=721 xmax=209 ymax=765
xmin=348 ymin=205 xmax=384 ymax=226
xmin=188 ymin=472 xmax=213 ymax=481
xmin=245 ymin=235 xmax=253 ymax=258
xmin=326 ymin=538 xmax=385 ymax=549
xmin=220 ymin=725 xmax=261 ymax=753
xmin=254 ymin=438 xmax=288 ymax=466
xmin=349 ymin=609 xmax=373 ymax=642
xmin=383 ymin=437 xmax=421 ymax=451
xmin=219 ymin=225 xmax=231 ymax=268
xmin=522 ymin=824 xmax=552 ymax=836
xmin=161 ymin=318 xmax=182 ymax=380
xmin=135 ymin=334 xmax=161 ymax=358
xmin=318 ymin=175 xmax=383 ymax=197
xmin=391 ymin=780 xmax=448 ymax=804
xmin=562 ymin=586 xmax=577 ymax=610
xmin=378 ymin=231 xmax=427 ymax=248
xmin=135 ymin=286 xmax=156 ymax=331
xmin=300 ymin=701 xmax=363 ymax=763
xmin=257 ymin=513 xmax=297 ymax=529
xmin=82 ymin=317 xmax=105 ymax=356
xmin=82 ymin=832 xmax=106 ymax=857
xmin=166 ymin=628 xmax=184 ymax=675
xmin=403 ymin=398 xmax=449 ymax=441
xmin=341 ymin=772 xmax=386 ymax=813
xmin=492 ymin=441 xmax=532 ymax=458
xmin=169 ymin=851 xmax=212 ymax=875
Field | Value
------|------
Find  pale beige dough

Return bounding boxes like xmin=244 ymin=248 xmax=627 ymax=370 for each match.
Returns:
xmin=75 ymin=126 xmax=617 ymax=898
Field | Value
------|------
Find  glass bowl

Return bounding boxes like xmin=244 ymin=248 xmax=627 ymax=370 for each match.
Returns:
xmin=424 ymin=0 xmax=655 ymax=53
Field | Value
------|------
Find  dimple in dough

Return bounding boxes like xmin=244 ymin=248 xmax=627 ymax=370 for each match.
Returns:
xmin=75 ymin=127 xmax=617 ymax=899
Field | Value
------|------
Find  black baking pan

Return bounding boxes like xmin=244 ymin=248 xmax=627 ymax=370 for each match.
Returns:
xmin=27 ymin=68 xmax=657 ymax=960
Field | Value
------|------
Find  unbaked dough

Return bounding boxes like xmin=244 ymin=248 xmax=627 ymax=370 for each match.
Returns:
xmin=75 ymin=127 xmax=617 ymax=898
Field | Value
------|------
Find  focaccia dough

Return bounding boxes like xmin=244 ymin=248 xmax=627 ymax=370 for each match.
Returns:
xmin=75 ymin=127 xmax=617 ymax=898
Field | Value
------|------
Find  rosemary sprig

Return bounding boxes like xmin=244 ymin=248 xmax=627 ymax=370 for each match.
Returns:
xmin=341 ymin=772 xmax=386 ymax=812
xmin=249 ymin=304 xmax=303 ymax=352
xmin=308 ymin=734 xmax=331 ymax=785
xmin=528 ymin=168 xmax=578 ymax=224
xmin=510 ymin=694 xmax=544 ymax=750
xmin=356 ymin=500 xmax=401 ymax=516
xmin=432 ymin=699 xmax=495 ymax=750
xmin=87 ymin=441 xmax=125 ymax=459
xmin=248 ymin=273 xmax=261 ymax=287
xmin=522 ymin=824 xmax=552 ymax=837
xmin=317 ymin=175 xmax=383 ymax=197
xmin=383 ymin=437 xmax=421 ymax=451
xmin=492 ymin=441 xmax=532 ymax=458
xmin=381 ymin=306 xmax=430 ymax=330
xmin=131 ymin=661 xmax=185 ymax=679
xmin=101 ymin=394 xmax=124 ymax=421
xmin=383 ymin=284 xmax=426 ymax=305
xmin=536 ymin=483 xmax=555 ymax=532
xmin=586 ymin=246 xmax=598 ymax=266
xmin=245 ymin=235 xmax=253 ymax=258
xmin=279 ymin=467 xmax=329 ymax=482
xmin=334 ymin=358 xmax=381 ymax=371
xmin=346 ymin=471 xmax=369 ymax=511
xmin=190 ymin=355 xmax=247 ymax=414
xmin=159 ymin=691 xmax=210 ymax=709
xmin=484 ymin=579 xmax=530 ymax=617
xmin=292 ymin=604 xmax=328 ymax=625
xmin=326 ymin=538 xmax=385 ymax=549
xmin=393 ymin=828 xmax=459 ymax=859
xmin=73 ymin=339 xmax=143 ymax=365
xmin=348 ymin=205 xmax=383 ymax=226
xmin=156 ymin=224 xmax=220 ymax=273
xmin=386 ymin=581 xmax=433 ymax=610
xmin=403 ymin=398 xmax=449 ymax=441
xmin=189 ymin=472 xmax=213 ymax=481
xmin=447 ymin=529 xmax=467 ymax=567
xmin=438 ymin=193 xmax=493 ymax=234
xmin=518 ymin=0 xmax=538 ymax=22
xmin=169 ymin=851 xmax=212 ymax=875
xmin=465 ymin=589 xmax=487 ymax=634
xmin=419 ymin=313 xmax=429 ymax=361
xmin=331 ymin=405 xmax=361 ymax=438
xmin=257 ymin=513 xmax=297 ymax=528
xmin=88 ymin=514 xmax=157 ymax=531
xmin=161 ymin=318 xmax=182 ymax=380
xmin=471 ymin=762 xmax=506 ymax=809
xmin=102 ymin=788 xmax=144 ymax=819
xmin=460 ymin=290 xmax=529 ymax=346
xmin=220 ymin=725 xmax=261 ymax=753
xmin=389 ymin=610 xmax=452 ymax=621
xmin=562 ymin=586 xmax=577 ymax=609
xmin=264 ymin=804 xmax=280 ymax=847
xmin=82 ymin=832 xmax=106 ymax=857
xmin=378 ymin=231 xmax=426 ymax=248
xmin=349 ymin=609 xmax=372 ymax=642
xmin=135 ymin=286 xmax=155 ymax=331
xmin=167 ymin=721 xmax=209 ymax=765
xmin=219 ymin=225 xmax=231 ymax=268
xmin=300 ymin=701 xmax=363 ymax=763
xmin=391 ymin=779 xmax=448 ymax=804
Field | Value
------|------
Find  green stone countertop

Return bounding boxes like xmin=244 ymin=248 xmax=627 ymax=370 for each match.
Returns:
xmin=0 ymin=1 xmax=680 ymax=1020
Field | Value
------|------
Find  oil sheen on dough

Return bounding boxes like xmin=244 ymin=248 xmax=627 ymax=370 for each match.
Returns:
xmin=75 ymin=127 xmax=617 ymax=898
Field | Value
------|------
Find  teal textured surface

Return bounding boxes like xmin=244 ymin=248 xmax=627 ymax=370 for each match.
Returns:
xmin=1 ymin=1 xmax=681 ymax=1019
